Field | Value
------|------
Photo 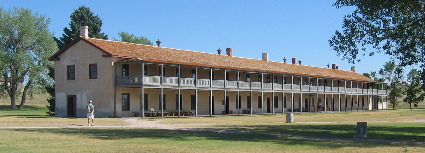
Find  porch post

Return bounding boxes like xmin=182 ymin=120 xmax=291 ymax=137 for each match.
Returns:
xmin=261 ymin=91 xmax=264 ymax=114
xmin=237 ymin=90 xmax=240 ymax=115
xmin=160 ymin=88 xmax=164 ymax=117
xmin=224 ymin=90 xmax=227 ymax=115
xmin=178 ymin=89 xmax=181 ymax=118
xmin=195 ymin=89 xmax=198 ymax=116
xmin=178 ymin=65 xmax=181 ymax=118
xmin=160 ymin=65 xmax=164 ymax=117
xmin=272 ymin=91 xmax=275 ymax=114
xmin=141 ymin=62 xmax=145 ymax=118
xmin=329 ymin=94 xmax=335 ymax=112
xmin=291 ymin=92 xmax=294 ymax=112
xmin=261 ymin=73 xmax=264 ymax=114
xmin=282 ymin=92 xmax=285 ymax=114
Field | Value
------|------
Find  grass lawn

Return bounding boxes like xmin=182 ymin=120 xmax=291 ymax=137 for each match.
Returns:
xmin=0 ymin=96 xmax=424 ymax=152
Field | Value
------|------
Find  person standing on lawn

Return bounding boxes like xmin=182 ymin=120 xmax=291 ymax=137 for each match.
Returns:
xmin=87 ymin=100 xmax=95 ymax=126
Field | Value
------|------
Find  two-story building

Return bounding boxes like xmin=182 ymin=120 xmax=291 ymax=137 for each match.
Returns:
xmin=49 ymin=26 xmax=387 ymax=118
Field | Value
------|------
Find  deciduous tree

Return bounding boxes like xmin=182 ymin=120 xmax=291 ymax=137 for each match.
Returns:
xmin=403 ymin=69 xmax=423 ymax=110
xmin=0 ymin=8 xmax=57 ymax=109
xmin=379 ymin=60 xmax=404 ymax=109
xmin=116 ymin=32 xmax=152 ymax=45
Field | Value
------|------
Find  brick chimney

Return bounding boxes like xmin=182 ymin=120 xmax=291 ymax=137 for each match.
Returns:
xmin=298 ymin=60 xmax=302 ymax=65
xmin=292 ymin=58 xmax=297 ymax=64
xmin=332 ymin=64 xmax=336 ymax=69
xmin=283 ymin=57 xmax=287 ymax=63
xmin=79 ymin=26 xmax=88 ymax=38
xmin=226 ymin=48 xmax=232 ymax=56
xmin=351 ymin=66 xmax=356 ymax=72
xmin=156 ymin=39 xmax=162 ymax=47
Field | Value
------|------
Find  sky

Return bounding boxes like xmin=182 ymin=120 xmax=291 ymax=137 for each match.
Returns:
xmin=2 ymin=0 xmax=392 ymax=75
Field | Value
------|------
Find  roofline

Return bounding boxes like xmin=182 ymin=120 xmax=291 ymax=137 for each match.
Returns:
xmin=49 ymin=36 xmax=113 ymax=61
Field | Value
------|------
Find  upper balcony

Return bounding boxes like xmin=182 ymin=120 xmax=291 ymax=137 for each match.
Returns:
xmin=115 ymin=63 xmax=386 ymax=95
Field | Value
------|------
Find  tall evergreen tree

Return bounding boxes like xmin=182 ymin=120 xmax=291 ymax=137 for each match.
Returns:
xmin=54 ymin=6 xmax=107 ymax=49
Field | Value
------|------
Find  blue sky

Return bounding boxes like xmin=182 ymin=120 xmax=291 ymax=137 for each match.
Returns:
xmin=2 ymin=0 xmax=391 ymax=75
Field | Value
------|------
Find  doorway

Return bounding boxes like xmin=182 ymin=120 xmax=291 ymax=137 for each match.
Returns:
xmin=67 ymin=95 xmax=76 ymax=117
xmin=266 ymin=97 xmax=271 ymax=113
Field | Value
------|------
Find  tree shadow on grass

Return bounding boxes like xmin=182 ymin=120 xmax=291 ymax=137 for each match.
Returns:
xmin=12 ymin=125 xmax=424 ymax=149
xmin=220 ymin=124 xmax=425 ymax=143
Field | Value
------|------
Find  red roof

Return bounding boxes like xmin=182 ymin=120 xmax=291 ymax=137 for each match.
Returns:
xmin=50 ymin=37 xmax=379 ymax=83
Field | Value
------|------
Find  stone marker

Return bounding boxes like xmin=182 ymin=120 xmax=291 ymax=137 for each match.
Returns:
xmin=356 ymin=122 xmax=367 ymax=139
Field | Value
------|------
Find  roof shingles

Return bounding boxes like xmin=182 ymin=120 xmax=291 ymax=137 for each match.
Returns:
xmin=52 ymin=37 xmax=377 ymax=83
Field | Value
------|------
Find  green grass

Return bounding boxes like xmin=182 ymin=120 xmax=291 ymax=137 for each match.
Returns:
xmin=0 ymin=95 xmax=424 ymax=152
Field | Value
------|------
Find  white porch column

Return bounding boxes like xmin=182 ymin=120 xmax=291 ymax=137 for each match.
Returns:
xmin=140 ymin=62 xmax=145 ymax=118
xmin=195 ymin=89 xmax=198 ymax=116
xmin=272 ymin=92 xmax=275 ymax=114
xmin=291 ymin=92 xmax=294 ymax=112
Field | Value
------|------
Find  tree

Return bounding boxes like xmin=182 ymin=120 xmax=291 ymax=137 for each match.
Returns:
xmin=0 ymin=8 xmax=57 ymax=109
xmin=54 ymin=6 xmax=107 ymax=49
xmin=116 ymin=32 xmax=152 ymax=45
xmin=330 ymin=0 xmax=425 ymax=97
xmin=379 ymin=60 xmax=404 ymax=109
xmin=329 ymin=0 xmax=424 ymax=66
xmin=46 ymin=66 xmax=55 ymax=115
xmin=403 ymin=69 xmax=423 ymax=110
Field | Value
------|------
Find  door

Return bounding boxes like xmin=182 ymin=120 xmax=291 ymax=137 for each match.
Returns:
xmin=225 ymin=96 xmax=230 ymax=114
xmin=67 ymin=95 xmax=76 ymax=117
xmin=266 ymin=97 xmax=271 ymax=113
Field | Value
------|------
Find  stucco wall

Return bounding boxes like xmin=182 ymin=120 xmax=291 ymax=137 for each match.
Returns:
xmin=55 ymin=41 xmax=116 ymax=117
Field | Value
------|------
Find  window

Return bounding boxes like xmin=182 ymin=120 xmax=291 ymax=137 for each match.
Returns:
xmin=283 ymin=77 xmax=287 ymax=84
xmin=176 ymin=94 xmax=182 ymax=110
xmin=246 ymin=74 xmax=251 ymax=82
xmin=247 ymin=96 xmax=251 ymax=109
xmin=159 ymin=94 xmax=166 ymax=110
xmin=89 ymin=64 xmax=97 ymax=79
xmin=192 ymin=69 xmax=196 ymax=78
xmin=274 ymin=76 xmax=278 ymax=83
xmin=258 ymin=96 xmax=262 ymax=108
xmin=176 ymin=67 xmax=179 ymax=77
xmin=226 ymin=72 xmax=230 ymax=80
xmin=144 ymin=94 xmax=148 ymax=110
xmin=67 ymin=65 xmax=75 ymax=80
xmin=191 ymin=95 xmax=196 ymax=110
xmin=122 ymin=64 xmax=129 ymax=76
xmin=258 ymin=74 xmax=262 ymax=82
xmin=144 ymin=65 xmax=148 ymax=75
xmin=274 ymin=96 xmax=279 ymax=108
xmin=266 ymin=76 xmax=270 ymax=83
xmin=122 ymin=93 xmax=130 ymax=111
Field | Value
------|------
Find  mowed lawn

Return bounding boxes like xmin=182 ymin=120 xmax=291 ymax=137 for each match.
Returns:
xmin=0 ymin=103 xmax=424 ymax=153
